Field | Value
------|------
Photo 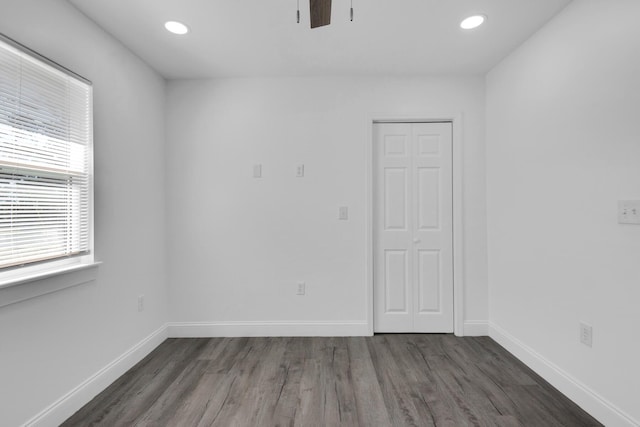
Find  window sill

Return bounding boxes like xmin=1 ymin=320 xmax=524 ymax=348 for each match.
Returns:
xmin=0 ymin=262 xmax=101 ymax=308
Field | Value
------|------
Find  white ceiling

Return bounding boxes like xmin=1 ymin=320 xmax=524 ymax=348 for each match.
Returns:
xmin=68 ymin=0 xmax=571 ymax=80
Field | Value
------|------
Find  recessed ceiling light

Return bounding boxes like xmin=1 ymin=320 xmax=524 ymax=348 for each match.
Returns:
xmin=460 ymin=15 xmax=486 ymax=30
xmin=164 ymin=21 xmax=189 ymax=35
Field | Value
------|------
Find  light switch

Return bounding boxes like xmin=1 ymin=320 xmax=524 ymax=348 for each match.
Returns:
xmin=339 ymin=206 xmax=349 ymax=220
xmin=253 ymin=164 xmax=262 ymax=178
xmin=618 ymin=200 xmax=640 ymax=224
xmin=296 ymin=282 xmax=306 ymax=295
xmin=296 ymin=164 xmax=305 ymax=178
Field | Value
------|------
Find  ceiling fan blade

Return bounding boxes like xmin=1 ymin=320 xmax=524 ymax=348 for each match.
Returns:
xmin=310 ymin=0 xmax=332 ymax=28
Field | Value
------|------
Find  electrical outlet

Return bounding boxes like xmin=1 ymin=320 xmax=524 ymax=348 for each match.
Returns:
xmin=296 ymin=164 xmax=305 ymax=178
xmin=338 ymin=206 xmax=349 ymax=220
xmin=137 ymin=295 xmax=145 ymax=312
xmin=618 ymin=200 xmax=640 ymax=224
xmin=296 ymin=282 xmax=306 ymax=296
xmin=580 ymin=323 xmax=592 ymax=347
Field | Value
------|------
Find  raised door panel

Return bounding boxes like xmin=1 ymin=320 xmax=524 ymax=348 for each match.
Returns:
xmin=384 ymin=168 xmax=408 ymax=231
xmin=384 ymin=250 xmax=409 ymax=313
xmin=417 ymin=250 xmax=440 ymax=313
xmin=417 ymin=167 xmax=440 ymax=230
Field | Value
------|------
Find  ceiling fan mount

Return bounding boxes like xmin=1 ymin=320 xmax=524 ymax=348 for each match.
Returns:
xmin=310 ymin=0 xmax=332 ymax=28
xmin=299 ymin=0 xmax=353 ymax=29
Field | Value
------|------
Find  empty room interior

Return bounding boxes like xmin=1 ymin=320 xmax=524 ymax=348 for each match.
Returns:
xmin=0 ymin=0 xmax=639 ymax=426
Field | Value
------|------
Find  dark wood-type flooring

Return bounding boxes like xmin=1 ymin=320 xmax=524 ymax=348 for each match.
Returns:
xmin=63 ymin=335 xmax=601 ymax=426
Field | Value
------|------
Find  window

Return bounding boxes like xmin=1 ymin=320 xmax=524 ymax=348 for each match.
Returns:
xmin=0 ymin=34 xmax=93 ymax=277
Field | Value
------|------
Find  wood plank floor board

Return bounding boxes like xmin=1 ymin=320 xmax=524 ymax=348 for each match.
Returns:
xmin=233 ymin=337 xmax=291 ymax=426
xmin=96 ymin=339 xmax=210 ymax=427
xmin=472 ymin=337 xmax=601 ymax=427
xmin=409 ymin=335 xmax=498 ymax=426
xmin=427 ymin=339 xmax=526 ymax=425
xmin=420 ymin=353 xmax=489 ymax=425
xmin=294 ymin=338 xmax=342 ymax=426
xmin=133 ymin=360 xmax=209 ymax=426
xmin=62 ymin=335 xmax=602 ymax=427
xmin=268 ymin=337 xmax=307 ymax=426
xmin=431 ymin=338 xmax=563 ymax=427
xmin=62 ymin=338 xmax=185 ymax=426
xmin=404 ymin=337 xmax=473 ymax=427
xmin=370 ymin=335 xmax=454 ymax=427
xmin=208 ymin=337 xmax=274 ymax=426
xmin=346 ymin=337 xmax=393 ymax=426
xmin=385 ymin=336 xmax=464 ymax=426
xmin=331 ymin=339 xmax=360 ymax=425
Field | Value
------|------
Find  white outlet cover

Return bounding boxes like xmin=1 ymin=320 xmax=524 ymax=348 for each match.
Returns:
xmin=253 ymin=164 xmax=262 ymax=178
xmin=618 ymin=200 xmax=640 ymax=224
xmin=296 ymin=164 xmax=305 ymax=178
xmin=339 ymin=206 xmax=349 ymax=220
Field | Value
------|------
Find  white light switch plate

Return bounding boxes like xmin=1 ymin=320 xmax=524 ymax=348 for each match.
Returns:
xmin=580 ymin=322 xmax=592 ymax=347
xmin=253 ymin=164 xmax=262 ymax=178
xmin=618 ymin=200 xmax=640 ymax=224
xmin=296 ymin=282 xmax=306 ymax=295
xmin=339 ymin=206 xmax=349 ymax=220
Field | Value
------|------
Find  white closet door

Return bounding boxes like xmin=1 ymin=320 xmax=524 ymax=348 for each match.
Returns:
xmin=373 ymin=122 xmax=453 ymax=333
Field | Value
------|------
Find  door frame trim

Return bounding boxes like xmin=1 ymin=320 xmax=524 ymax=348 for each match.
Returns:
xmin=365 ymin=113 xmax=465 ymax=336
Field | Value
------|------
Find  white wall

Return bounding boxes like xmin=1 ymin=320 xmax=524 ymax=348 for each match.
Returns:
xmin=166 ymin=76 xmax=488 ymax=333
xmin=0 ymin=1 xmax=168 ymax=426
xmin=486 ymin=1 xmax=640 ymax=425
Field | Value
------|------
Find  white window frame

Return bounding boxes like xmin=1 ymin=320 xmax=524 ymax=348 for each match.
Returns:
xmin=0 ymin=33 xmax=97 ymax=299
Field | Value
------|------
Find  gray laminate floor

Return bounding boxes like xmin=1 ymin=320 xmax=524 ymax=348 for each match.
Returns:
xmin=62 ymin=335 xmax=601 ymax=426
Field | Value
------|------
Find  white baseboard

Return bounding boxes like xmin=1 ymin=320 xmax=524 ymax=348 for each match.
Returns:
xmin=168 ymin=321 xmax=371 ymax=337
xmin=24 ymin=324 xmax=169 ymax=427
xmin=463 ymin=320 xmax=489 ymax=336
xmin=489 ymin=322 xmax=639 ymax=427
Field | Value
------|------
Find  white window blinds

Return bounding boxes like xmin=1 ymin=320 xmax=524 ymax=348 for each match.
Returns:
xmin=0 ymin=36 xmax=92 ymax=270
